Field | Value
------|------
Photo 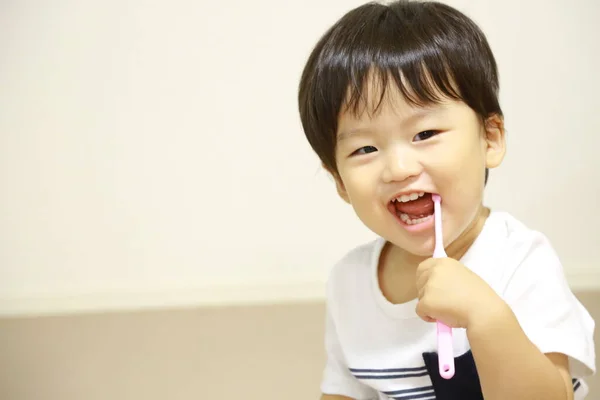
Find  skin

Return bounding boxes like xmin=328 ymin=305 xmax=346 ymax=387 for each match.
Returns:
xmin=320 ymin=80 xmax=573 ymax=400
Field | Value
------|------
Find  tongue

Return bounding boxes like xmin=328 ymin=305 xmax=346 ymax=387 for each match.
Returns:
xmin=394 ymin=194 xmax=434 ymax=217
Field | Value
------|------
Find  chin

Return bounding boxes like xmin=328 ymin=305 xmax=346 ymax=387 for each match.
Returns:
xmin=387 ymin=236 xmax=436 ymax=258
xmin=405 ymin=246 xmax=436 ymax=258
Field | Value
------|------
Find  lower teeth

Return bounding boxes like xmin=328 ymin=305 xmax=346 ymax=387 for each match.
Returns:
xmin=399 ymin=213 xmax=432 ymax=225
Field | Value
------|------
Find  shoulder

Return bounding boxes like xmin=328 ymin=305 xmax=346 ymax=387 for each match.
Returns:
xmin=489 ymin=211 xmax=574 ymax=307
xmin=325 ymin=237 xmax=384 ymax=299
xmin=465 ymin=211 xmax=561 ymax=285
xmin=493 ymin=211 xmax=563 ymax=277
xmin=468 ymin=211 xmax=565 ymax=293
xmin=486 ymin=211 xmax=552 ymax=249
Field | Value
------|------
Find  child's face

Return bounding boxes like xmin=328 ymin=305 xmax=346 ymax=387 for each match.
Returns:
xmin=332 ymin=83 xmax=505 ymax=257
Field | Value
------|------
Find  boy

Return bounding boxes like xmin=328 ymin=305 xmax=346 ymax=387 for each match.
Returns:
xmin=297 ymin=1 xmax=596 ymax=399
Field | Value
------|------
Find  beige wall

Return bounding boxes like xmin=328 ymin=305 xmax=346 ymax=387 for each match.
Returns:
xmin=1 ymin=292 xmax=598 ymax=400
xmin=1 ymin=0 xmax=600 ymax=317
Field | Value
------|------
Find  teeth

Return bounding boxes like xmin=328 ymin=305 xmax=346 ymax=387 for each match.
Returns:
xmin=399 ymin=213 xmax=432 ymax=225
xmin=395 ymin=192 xmax=426 ymax=203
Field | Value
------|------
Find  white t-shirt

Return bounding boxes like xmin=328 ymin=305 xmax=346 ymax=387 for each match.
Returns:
xmin=321 ymin=211 xmax=596 ymax=400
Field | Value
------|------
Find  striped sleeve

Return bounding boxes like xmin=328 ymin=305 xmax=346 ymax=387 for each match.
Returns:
xmin=320 ymin=301 xmax=377 ymax=399
xmin=573 ymin=378 xmax=590 ymax=400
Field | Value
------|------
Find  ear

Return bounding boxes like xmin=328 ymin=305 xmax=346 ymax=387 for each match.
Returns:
xmin=483 ymin=114 xmax=506 ymax=169
xmin=322 ymin=163 xmax=351 ymax=204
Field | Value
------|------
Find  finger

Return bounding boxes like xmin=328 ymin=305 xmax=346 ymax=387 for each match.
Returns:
xmin=416 ymin=264 xmax=433 ymax=293
xmin=415 ymin=299 xmax=436 ymax=323
xmin=415 ymin=257 xmax=437 ymax=279
xmin=416 ymin=272 xmax=429 ymax=299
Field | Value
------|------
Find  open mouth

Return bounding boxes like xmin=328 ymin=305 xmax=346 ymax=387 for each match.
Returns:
xmin=388 ymin=192 xmax=435 ymax=226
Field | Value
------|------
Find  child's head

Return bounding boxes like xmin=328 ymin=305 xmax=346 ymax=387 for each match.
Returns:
xmin=298 ymin=0 xmax=506 ymax=256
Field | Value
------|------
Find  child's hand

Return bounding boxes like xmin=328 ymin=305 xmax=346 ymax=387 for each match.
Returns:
xmin=415 ymin=257 xmax=507 ymax=329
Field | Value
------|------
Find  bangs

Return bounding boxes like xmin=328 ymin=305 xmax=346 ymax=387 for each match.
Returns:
xmin=318 ymin=2 xmax=472 ymax=118
xmin=342 ymin=61 xmax=461 ymax=118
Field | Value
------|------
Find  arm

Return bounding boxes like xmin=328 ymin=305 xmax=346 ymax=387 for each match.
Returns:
xmin=415 ymin=252 xmax=587 ymax=400
xmin=468 ymin=233 xmax=595 ymax=400
xmin=467 ymin=302 xmax=573 ymax=400
xmin=321 ymin=395 xmax=355 ymax=400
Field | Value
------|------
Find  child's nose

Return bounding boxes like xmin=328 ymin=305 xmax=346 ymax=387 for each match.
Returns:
xmin=381 ymin=148 xmax=423 ymax=183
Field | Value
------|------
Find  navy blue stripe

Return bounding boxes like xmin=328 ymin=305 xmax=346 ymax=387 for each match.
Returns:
xmin=384 ymin=386 xmax=435 ymax=395
xmin=574 ymin=380 xmax=581 ymax=392
xmin=392 ymin=392 xmax=436 ymax=400
xmin=349 ymin=366 xmax=428 ymax=373
xmin=353 ymin=371 xmax=430 ymax=380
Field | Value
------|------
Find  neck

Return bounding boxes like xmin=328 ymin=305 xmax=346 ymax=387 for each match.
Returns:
xmin=445 ymin=205 xmax=490 ymax=260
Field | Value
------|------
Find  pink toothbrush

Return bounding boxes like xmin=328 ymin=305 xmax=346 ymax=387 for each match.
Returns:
xmin=432 ymin=194 xmax=455 ymax=379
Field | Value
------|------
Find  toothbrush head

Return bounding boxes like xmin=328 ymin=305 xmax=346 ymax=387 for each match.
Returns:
xmin=432 ymin=194 xmax=441 ymax=203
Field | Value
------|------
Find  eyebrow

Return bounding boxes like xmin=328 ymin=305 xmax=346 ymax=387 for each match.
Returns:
xmin=337 ymin=107 xmax=444 ymax=141
xmin=337 ymin=127 xmax=370 ymax=142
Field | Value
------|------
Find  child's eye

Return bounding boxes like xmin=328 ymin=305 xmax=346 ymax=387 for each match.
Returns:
xmin=351 ymin=146 xmax=378 ymax=156
xmin=414 ymin=130 xmax=440 ymax=142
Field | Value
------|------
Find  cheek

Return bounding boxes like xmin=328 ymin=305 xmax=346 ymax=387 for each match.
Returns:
xmin=433 ymin=137 xmax=486 ymax=221
xmin=441 ymin=151 xmax=485 ymax=202
xmin=343 ymin=177 xmax=374 ymax=203
xmin=437 ymin=134 xmax=487 ymax=177
xmin=338 ymin=167 xmax=381 ymax=207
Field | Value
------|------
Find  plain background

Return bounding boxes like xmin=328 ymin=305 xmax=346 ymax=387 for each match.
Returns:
xmin=0 ymin=0 xmax=599 ymax=316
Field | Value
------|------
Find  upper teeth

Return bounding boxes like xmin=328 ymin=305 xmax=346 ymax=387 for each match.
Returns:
xmin=394 ymin=192 xmax=425 ymax=203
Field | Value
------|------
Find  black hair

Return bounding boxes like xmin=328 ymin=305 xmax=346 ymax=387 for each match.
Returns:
xmin=298 ymin=0 xmax=502 ymax=183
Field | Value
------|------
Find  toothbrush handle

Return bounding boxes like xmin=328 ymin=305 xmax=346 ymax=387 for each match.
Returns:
xmin=432 ymin=195 xmax=455 ymax=379
xmin=437 ymin=321 xmax=455 ymax=379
